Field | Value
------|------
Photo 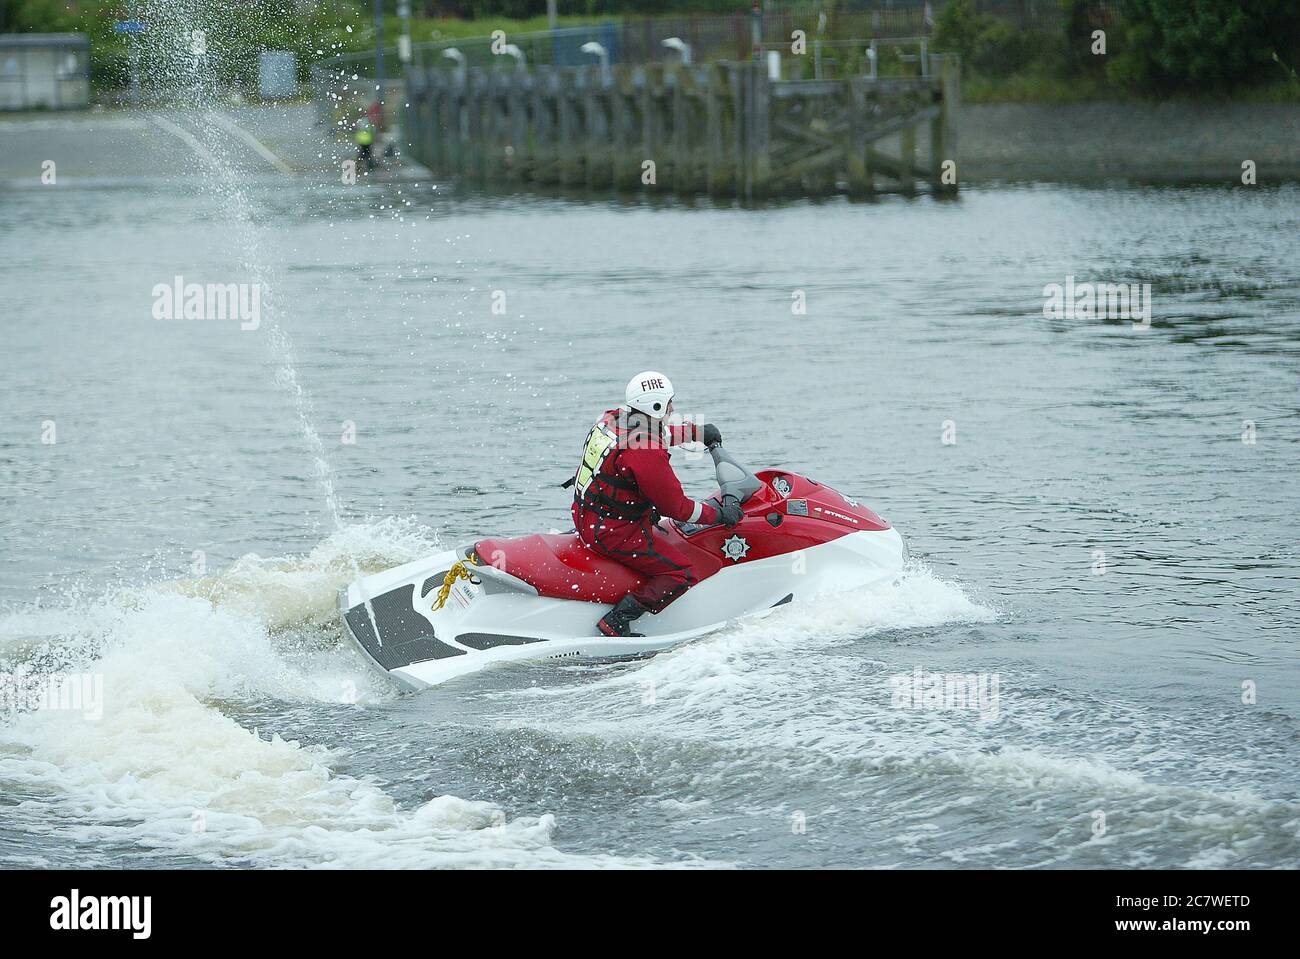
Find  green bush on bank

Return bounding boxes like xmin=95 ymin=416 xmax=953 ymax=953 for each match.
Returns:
xmin=1 ymin=0 xmax=611 ymax=91
xmin=1107 ymin=0 xmax=1300 ymax=92
xmin=937 ymin=0 xmax=1300 ymax=101
xmin=6 ymin=0 xmax=1300 ymax=100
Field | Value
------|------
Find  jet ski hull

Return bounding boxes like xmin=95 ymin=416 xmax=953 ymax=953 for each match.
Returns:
xmin=340 ymin=525 xmax=906 ymax=690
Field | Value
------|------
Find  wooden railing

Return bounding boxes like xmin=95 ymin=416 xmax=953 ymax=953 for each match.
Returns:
xmin=402 ymin=55 xmax=961 ymax=201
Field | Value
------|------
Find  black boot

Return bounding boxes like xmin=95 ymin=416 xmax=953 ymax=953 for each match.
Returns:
xmin=597 ymin=595 xmax=647 ymax=638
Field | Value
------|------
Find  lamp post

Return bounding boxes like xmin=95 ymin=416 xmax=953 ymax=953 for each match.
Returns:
xmin=398 ymin=0 xmax=411 ymax=65
xmin=442 ymin=47 xmax=466 ymax=83
xmin=661 ymin=37 xmax=692 ymax=65
xmin=580 ymin=41 xmax=609 ymax=83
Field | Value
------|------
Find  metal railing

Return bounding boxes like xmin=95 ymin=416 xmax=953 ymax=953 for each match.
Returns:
xmin=808 ymin=37 xmax=933 ymax=81
xmin=311 ymin=24 xmax=623 ymax=130
xmin=315 ymin=24 xmax=621 ymax=79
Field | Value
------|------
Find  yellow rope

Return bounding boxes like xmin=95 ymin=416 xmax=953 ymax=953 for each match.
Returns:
xmin=430 ymin=558 xmax=478 ymax=612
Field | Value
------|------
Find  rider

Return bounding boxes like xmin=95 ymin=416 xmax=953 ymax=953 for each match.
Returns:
xmin=355 ymin=117 xmax=376 ymax=171
xmin=570 ymin=371 xmax=743 ymax=637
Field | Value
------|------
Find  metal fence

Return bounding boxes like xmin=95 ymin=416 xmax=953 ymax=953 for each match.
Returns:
xmin=311 ymin=1 xmax=1120 ymax=129
xmin=313 ymin=1 xmax=1120 ymax=79
xmin=317 ymin=24 xmax=620 ymax=78
xmin=617 ymin=0 xmax=1121 ymax=59
xmin=758 ymin=0 xmax=1121 ymax=32
xmin=310 ymin=24 xmax=624 ymax=128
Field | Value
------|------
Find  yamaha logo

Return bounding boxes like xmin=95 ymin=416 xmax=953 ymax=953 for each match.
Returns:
xmin=721 ymin=534 xmax=751 ymax=562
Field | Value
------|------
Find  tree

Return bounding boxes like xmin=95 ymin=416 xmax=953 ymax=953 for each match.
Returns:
xmin=1109 ymin=0 xmax=1300 ymax=91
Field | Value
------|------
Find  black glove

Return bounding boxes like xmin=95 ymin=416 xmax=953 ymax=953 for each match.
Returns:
xmin=716 ymin=497 xmax=744 ymax=527
xmin=701 ymin=423 xmax=722 ymax=448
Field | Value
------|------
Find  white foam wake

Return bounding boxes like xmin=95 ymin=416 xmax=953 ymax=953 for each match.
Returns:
xmin=486 ymin=564 xmax=1004 ymax=773
xmin=0 ymin=519 xmax=664 ymax=868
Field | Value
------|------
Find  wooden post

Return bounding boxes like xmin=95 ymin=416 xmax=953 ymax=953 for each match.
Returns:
xmin=557 ymin=68 xmax=582 ymax=186
xmin=465 ymin=69 xmax=485 ymax=181
xmin=932 ymin=53 xmax=960 ymax=195
xmin=580 ymin=69 xmax=596 ymax=189
xmin=584 ymin=67 xmax=611 ymax=189
xmin=746 ymin=61 xmax=771 ymax=202
xmin=424 ymin=69 xmax=441 ymax=172
xmin=452 ymin=71 xmax=467 ymax=176
xmin=436 ymin=70 xmax=451 ymax=173
xmin=706 ymin=62 xmax=730 ymax=195
xmin=400 ymin=70 xmax=416 ymax=165
xmin=575 ymin=69 xmax=591 ymax=188
xmin=899 ymin=99 xmax=916 ymax=195
xmin=846 ymin=76 xmax=871 ymax=198
xmin=671 ymin=65 xmax=691 ymax=195
xmin=422 ymin=69 xmax=437 ymax=171
xmin=507 ymin=71 xmax=528 ymax=182
xmin=476 ymin=70 xmax=493 ymax=184
xmin=403 ymin=68 xmax=422 ymax=169
xmin=686 ymin=66 xmax=710 ymax=195
xmin=429 ymin=70 xmax=442 ymax=172
xmin=730 ymin=63 xmax=745 ymax=196
xmin=612 ymin=65 xmax=637 ymax=190
xmin=642 ymin=63 xmax=663 ymax=191
xmin=482 ymin=72 xmax=503 ymax=183
xmin=531 ymin=67 xmax=555 ymax=184
xmin=495 ymin=73 xmax=512 ymax=181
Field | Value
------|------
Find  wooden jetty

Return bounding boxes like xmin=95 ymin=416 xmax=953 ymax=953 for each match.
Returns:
xmin=402 ymin=56 xmax=960 ymax=201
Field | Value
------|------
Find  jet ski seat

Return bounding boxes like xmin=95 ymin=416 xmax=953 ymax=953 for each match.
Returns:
xmin=473 ymin=533 xmax=646 ymax=605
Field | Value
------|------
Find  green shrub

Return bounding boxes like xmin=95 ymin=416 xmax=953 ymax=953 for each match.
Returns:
xmin=1107 ymin=0 xmax=1300 ymax=91
xmin=934 ymin=0 xmax=1053 ymax=79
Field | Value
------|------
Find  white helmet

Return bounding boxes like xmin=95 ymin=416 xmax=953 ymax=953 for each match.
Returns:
xmin=624 ymin=371 xmax=675 ymax=417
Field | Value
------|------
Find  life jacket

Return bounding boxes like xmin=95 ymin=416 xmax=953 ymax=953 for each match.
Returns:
xmin=570 ymin=411 xmax=659 ymax=523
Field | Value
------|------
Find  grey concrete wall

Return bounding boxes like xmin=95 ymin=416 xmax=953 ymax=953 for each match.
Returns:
xmin=956 ymin=101 xmax=1300 ymax=183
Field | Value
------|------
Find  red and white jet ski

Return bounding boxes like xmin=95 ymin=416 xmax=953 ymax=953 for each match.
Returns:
xmin=340 ymin=446 xmax=906 ymax=689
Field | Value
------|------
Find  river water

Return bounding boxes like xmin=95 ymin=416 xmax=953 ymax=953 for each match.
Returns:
xmin=1 ymin=131 xmax=1298 ymax=867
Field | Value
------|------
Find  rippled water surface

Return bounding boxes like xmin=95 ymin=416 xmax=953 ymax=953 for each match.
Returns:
xmin=2 ymin=162 xmax=1298 ymax=867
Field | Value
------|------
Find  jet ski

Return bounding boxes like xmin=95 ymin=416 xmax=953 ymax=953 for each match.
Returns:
xmin=340 ymin=445 xmax=907 ymax=690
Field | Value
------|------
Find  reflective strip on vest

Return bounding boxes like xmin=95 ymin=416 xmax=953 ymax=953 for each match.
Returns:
xmin=574 ymin=421 xmax=619 ymax=499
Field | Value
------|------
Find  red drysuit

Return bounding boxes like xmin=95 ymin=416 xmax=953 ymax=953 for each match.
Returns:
xmin=571 ymin=409 xmax=719 ymax=612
